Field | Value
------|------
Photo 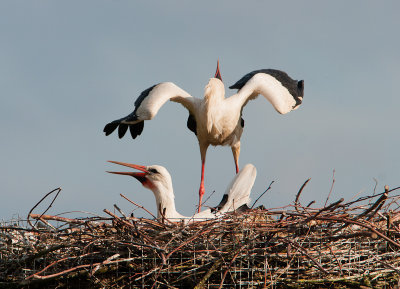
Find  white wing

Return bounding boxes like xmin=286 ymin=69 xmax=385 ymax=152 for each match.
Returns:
xmin=228 ymin=69 xmax=304 ymax=115
xmin=218 ymin=163 xmax=257 ymax=214
xmin=185 ymin=164 xmax=256 ymax=222
xmin=104 ymin=82 xmax=199 ymax=139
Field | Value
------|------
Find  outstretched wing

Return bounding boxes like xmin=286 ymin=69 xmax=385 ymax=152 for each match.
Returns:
xmin=228 ymin=69 xmax=304 ymax=114
xmin=217 ymin=163 xmax=257 ymax=213
xmin=103 ymin=82 xmax=198 ymax=139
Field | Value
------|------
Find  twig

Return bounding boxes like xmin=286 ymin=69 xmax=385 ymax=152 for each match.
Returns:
xmin=26 ymin=252 xmax=99 ymax=279
xmin=251 ymin=181 xmax=274 ymax=209
xmin=295 ymin=178 xmax=311 ymax=212
xmin=194 ymin=259 xmax=223 ymax=289
xmin=113 ymin=204 xmax=127 ymax=218
xmin=120 ymin=193 xmax=157 ymax=219
xmin=365 ymin=185 xmax=389 ymax=221
xmin=29 ymin=213 xmax=108 ymax=227
xmin=324 ymin=169 xmax=335 ymax=207
xmin=201 ymin=190 xmax=216 ymax=208
xmin=38 ymin=217 xmax=56 ymax=231
xmin=27 ymin=187 xmax=61 ymax=230
xmin=306 ymin=200 xmax=316 ymax=208
xmin=218 ymin=244 xmax=247 ymax=288
xmin=316 ymin=215 xmax=400 ymax=248
xmin=303 ymin=198 xmax=344 ymax=224
xmin=280 ymin=237 xmax=329 ymax=275
xmin=91 ymin=253 xmax=120 ymax=276
xmin=104 ymin=208 xmax=166 ymax=263
xmin=355 ymin=185 xmax=389 ymax=221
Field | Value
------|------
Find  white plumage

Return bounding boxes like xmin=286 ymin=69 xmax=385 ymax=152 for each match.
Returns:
xmin=107 ymin=161 xmax=257 ymax=223
xmin=104 ymin=61 xmax=304 ymax=212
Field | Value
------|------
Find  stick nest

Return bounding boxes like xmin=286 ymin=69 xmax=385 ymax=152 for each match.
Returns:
xmin=1 ymin=185 xmax=400 ymax=288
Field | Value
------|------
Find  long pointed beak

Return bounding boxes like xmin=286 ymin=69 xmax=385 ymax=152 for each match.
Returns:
xmin=214 ymin=59 xmax=222 ymax=81
xmin=107 ymin=160 xmax=149 ymax=182
xmin=107 ymin=160 xmax=148 ymax=172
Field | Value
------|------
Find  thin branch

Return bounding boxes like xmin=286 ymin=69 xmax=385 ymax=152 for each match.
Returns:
xmin=27 ymin=187 xmax=61 ymax=230
xmin=251 ymin=181 xmax=274 ymax=209
xmin=295 ymin=178 xmax=311 ymax=212
xmin=120 ymin=193 xmax=157 ymax=219
xmin=324 ymin=169 xmax=335 ymax=207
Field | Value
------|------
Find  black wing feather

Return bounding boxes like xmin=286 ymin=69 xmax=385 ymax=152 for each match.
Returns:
xmin=211 ymin=194 xmax=228 ymax=213
xmin=133 ymin=84 xmax=158 ymax=112
xmin=129 ymin=121 xmax=144 ymax=139
xmin=103 ymin=121 xmax=120 ymax=136
xmin=186 ymin=114 xmax=197 ymax=135
xmin=103 ymin=84 xmax=159 ymax=139
xmin=118 ymin=124 xmax=128 ymax=138
xmin=229 ymin=69 xmax=304 ymax=99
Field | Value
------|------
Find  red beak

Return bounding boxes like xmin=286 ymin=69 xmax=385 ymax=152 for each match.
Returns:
xmin=214 ymin=59 xmax=222 ymax=81
xmin=107 ymin=160 xmax=149 ymax=183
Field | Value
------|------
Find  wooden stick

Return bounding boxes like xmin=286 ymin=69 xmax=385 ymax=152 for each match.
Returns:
xmin=27 ymin=188 xmax=61 ymax=230
xmin=120 ymin=193 xmax=157 ymax=219
xmin=295 ymin=178 xmax=311 ymax=212
xmin=251 ymin=180 xmax=274 ymax=209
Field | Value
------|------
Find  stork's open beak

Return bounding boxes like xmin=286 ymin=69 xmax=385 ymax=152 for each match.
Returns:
xmin=214 ymin=59 xmax=222 ymax=81
xmin=107 ymin=160 xmax=149 ymax=183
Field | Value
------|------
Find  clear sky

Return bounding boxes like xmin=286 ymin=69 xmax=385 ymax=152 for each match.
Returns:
xmin=1 ymin=1 xmax=399 ymax=221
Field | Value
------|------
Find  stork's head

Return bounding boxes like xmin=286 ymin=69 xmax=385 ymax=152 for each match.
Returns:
xmin=214 ymin=59 xmax=222 ymax=81
xmin=107 ymin=161 xmax=173 ymax=195
xmin=205 ymin=60 xmax=225 ymax=100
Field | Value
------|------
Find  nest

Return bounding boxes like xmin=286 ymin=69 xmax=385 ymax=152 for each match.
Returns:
xmin=1 ymin=183 xmax=400 ymax=288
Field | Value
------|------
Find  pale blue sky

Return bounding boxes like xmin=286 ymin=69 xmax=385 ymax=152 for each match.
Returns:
xmin=1 ymin=1 xmax=399 ymax=220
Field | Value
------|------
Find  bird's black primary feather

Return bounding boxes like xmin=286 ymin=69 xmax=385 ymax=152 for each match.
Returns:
xmin=129 ymin=121 xmax=144 ymax=139
xmin=103 ymin=121 xmax=120 ymax=136
xmin=211 ymin=194 xmax=229 ymax=213
xmin=118 ymin=124 xmax=128 ymax=138
xmin=236 ymin=204 xmax=251 ymax=213
xmin=103 ymin=84 xmax=158 ymax=139
xmin=187 ymin=114 xmax=197 ymax=135
xmin=229 ymin=69 xmax=304 ymax=99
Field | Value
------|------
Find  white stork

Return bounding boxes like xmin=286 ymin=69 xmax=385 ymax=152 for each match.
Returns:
xmin=107 ymin=161 xmax=257 ymax=223
xmin=104 ymin=61 xmax=304 ymax=212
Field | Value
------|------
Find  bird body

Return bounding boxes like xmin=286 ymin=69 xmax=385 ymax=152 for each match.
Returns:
xmin=104 ymin=61 xmax=303 ymax=212
xmin=107 ymin=161 xmax=257 ymax=223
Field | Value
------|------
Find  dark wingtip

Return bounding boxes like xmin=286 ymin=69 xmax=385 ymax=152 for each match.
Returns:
xmin=297 ymin=80 xmax=304 ymax=96
xmin=236 ymin=204 xmax=251 ymax=213
xmin=211 ymin=194 xmax=228 ymax=213
xmin=103 ymin=122 xmax=119 ymax=136
xmin=118 ymin=124 xmax=128 ymax=138
xmin=129 ymin=122 xmax=144 ymax=139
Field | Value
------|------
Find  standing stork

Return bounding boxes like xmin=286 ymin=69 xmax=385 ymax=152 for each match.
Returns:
xmin=104 ymin=61 xmax=304 ymax=212
xmin=107 ymin=161 xmax=257 ymax=223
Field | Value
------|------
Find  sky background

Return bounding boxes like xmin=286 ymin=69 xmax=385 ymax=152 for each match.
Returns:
xmin=1 ymin=1 xmax=399 ymax=221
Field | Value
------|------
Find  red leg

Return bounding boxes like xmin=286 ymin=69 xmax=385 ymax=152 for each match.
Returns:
xmin=198 ymin=160 xmax=205 ymax=213
xmin=231 ymin=143 xmax=240 ymax=174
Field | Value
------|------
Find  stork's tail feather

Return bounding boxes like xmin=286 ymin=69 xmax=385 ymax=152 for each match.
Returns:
xmin=103 ymin=120 xmax=144 ymax=139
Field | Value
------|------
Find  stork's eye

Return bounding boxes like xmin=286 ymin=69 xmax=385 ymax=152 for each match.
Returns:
xmin=149 ymin=168 xmax=159 ymax=174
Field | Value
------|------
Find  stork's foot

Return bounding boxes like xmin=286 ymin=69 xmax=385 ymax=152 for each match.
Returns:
xmin=198 ymin=184 xmax=205 ymax=213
